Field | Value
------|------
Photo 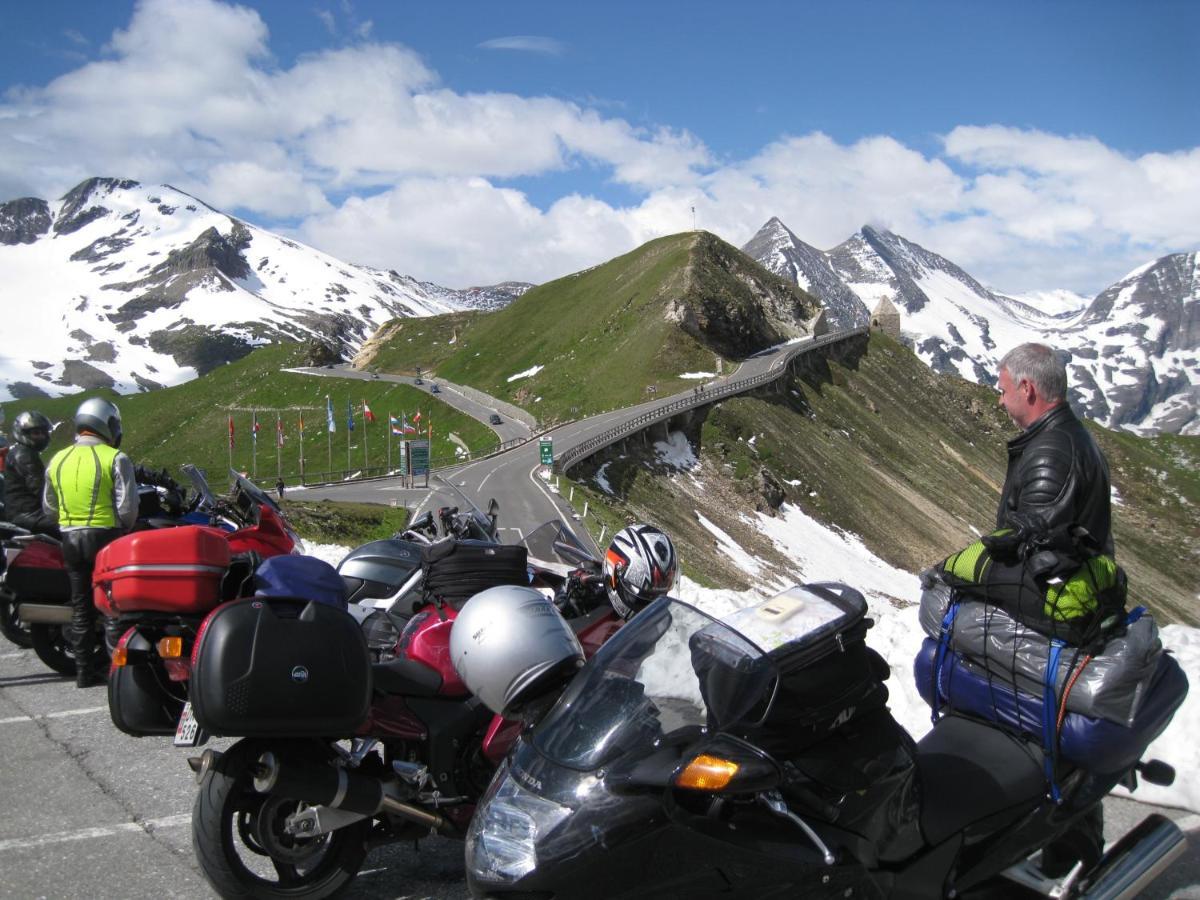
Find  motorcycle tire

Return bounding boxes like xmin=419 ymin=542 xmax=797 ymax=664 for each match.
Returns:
xmin=192 ymin=739 xmax=372 ymax=900
xmin=0 ymin=593 xmax=33 ymax=648
xmin=30 ymin=624 xmax=77 ymax=676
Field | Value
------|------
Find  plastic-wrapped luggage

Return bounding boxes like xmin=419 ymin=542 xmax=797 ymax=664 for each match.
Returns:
xmin=914 ymin=637 xmax=1188 ymax=775
xmin=920 ymin=575 xmax=1162 ymax=726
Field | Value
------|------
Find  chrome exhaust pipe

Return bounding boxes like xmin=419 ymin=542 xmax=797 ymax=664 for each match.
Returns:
xmin=16 ymin=603 xmax=72 ymax=624
xmin=252 ymin=752 xmax=451 ymax=834
xmin=1079 ymin=814 xmax=1186 ymax=900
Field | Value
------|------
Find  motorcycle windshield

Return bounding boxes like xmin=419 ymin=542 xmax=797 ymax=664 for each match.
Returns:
xmin=518 ymin=521 xmax=596 ymax=575
xmin=530 ymin=598 xmax=776 ymax=772
xmin=180 ymin=463 xmax=218 ymax=511
xmin=227 ymin=469 xmax=303 ymax=551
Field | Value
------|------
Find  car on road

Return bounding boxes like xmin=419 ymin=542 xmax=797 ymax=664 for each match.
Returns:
xmin=414 ymin=377 xmax=424 ymax=385
xmin=489 ymin=413 xmax=503 ymax=425
xmin=430 ymin=383 xmax=441 ymax=393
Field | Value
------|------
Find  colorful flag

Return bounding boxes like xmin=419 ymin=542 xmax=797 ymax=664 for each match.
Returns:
xmin=325 ymin=396 xmax=335 ymax=433
xmin=298 ymin=412 xmax=305 ymax=434
xmin=363 ymin=400 xmax=376 ymax=424
xmin=252 ymin=412 xmax=260 ymax=443
xmin=413 ymin=409 xmax=421 ymax=425
xmin=228 ymin=415 xmax=235 ymax=449
xmin=391 ymin=414 xmax=416 ymax=435
xmin=276 ymin=415 xmax=285 ymax=447
xmin=346 ymin=398 xmax=355 ymax=432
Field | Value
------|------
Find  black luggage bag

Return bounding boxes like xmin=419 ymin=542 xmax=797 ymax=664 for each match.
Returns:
xmin=420 ymin=538 xmax=529 ymax=610
xmin=191 ymin=597 xmax=372 ymax=737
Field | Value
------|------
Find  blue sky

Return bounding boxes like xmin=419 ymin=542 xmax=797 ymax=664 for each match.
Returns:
xmin=1 ymin=0 xmax=1196 ymax=292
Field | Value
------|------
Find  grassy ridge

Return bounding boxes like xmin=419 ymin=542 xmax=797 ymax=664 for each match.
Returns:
xmin=1 ymin=343 xmax=497 ymax=487
xmin=359 ymin=232 xmax=817 ymax=423
xmin=565 ymin=333 xmax=1200 ymax=623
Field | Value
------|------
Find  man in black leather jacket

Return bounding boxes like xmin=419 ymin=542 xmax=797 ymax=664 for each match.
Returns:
xmin=994 ymin=343 xmax=1112 ymax=555
xmin=5 ymin=411 xmax=60 ymax=538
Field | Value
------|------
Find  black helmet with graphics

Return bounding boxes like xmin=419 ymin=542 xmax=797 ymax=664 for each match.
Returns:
xmin=74 ymin=398 xmax=123 ymax=448
xmin=12 ymin=411 xmax=52 ymax=452
xmin=603 ymin=524 xmax=678 ymax=619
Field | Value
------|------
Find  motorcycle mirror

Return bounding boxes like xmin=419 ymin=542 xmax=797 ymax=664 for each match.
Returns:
xmin=672 ymin=734 xmax=781 ymax=795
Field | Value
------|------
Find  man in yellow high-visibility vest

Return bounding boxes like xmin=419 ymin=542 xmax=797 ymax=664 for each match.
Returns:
xmin=43 ymin=398 xmax=138 ymax=688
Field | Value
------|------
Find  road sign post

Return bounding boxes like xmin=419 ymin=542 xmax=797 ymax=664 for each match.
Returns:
xmin=539 ymin=438 xmax=553 ymax=466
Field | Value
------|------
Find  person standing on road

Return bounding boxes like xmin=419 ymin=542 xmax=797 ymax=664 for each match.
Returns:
xmin=275 ymin=477 xmax=285 ymax=500
xmin=5 ymin=411 xmax=60 ymax=537
xmin=994 ymin=342 xmax=1113 ymax=554
xmin=43 ymin=399 xmax=137 ymax=688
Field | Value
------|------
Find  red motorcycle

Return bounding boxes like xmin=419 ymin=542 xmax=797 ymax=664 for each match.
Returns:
xmin=0 ymin=465 xmax=251 ymax=674
xmin=184 ymin=520 xmax=622 ymax=900
xmin=102 ymin=468 xmax=300 ymax=735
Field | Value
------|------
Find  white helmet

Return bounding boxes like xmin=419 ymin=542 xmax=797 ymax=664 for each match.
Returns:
xmin=604 ymin=524 xmax=678 ymax=619
xmin=74 ymin=397 xmax=123 ymax=448
xmin=451 ymin=585 xmax=584 ymax=718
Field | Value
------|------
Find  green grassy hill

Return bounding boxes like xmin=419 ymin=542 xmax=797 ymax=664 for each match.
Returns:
xmin=359 ymin=231 xmax=820 ymax=423
xmin=564 ymin=333 xmax=1200 ymax=625
xmin=1 ymin=343 xmax=497 ymax=488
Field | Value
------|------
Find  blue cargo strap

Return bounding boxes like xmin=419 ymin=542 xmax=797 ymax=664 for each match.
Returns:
xmin=1042 ymin=638 xmax=1066 ymax=803
xmin=1126 ymin=606 xmax=1146 ymax=625
xmin=931 ymin=600 xmax=960 ymax=725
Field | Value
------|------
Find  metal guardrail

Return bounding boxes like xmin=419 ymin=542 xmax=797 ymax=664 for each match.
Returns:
xmin=552 ymin=327 xmax=868 ymax=475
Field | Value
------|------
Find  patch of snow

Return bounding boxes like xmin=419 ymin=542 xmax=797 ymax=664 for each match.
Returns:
xmin=680 ymin=371 xmax=717 ymax=379
xmin=506 ymin=364 xmax=544 ymax=382
xmin=653 ymin=431 xmax=699 ymax=470
xmin=695 ymin=511 xmax=765 ymax=579
xmin=594 ymin=462 xmax=614 ymax=495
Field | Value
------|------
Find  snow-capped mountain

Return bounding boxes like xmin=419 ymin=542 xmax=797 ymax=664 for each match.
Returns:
xmin=741 ymin=218 xmax=869 ymax=329
xmin=743 ymin=218 xmax=1198 ymax=435
xmin=0 ymin=178 xmax=529 ymax=401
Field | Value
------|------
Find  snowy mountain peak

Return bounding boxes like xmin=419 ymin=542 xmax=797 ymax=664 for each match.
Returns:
xmin=0 ymin=178 xmax=529 ymax=402
xmin=741 ymin=219 xmax=868 ymax=329
xmin=743 ymin=217 xmax=1199 ymax=435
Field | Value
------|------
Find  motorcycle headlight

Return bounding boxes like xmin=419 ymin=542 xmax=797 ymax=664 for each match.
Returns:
xmin=466 ymin=769 xmax=571 ymax=884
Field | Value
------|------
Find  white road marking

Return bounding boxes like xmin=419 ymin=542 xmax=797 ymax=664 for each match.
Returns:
xmin=0 ymin=706 xmax=106 ymax=726
xmin=477 ymin=462 xmax=503 ymax=494
xmin=0 ymin=813 xmax=191 ymax=852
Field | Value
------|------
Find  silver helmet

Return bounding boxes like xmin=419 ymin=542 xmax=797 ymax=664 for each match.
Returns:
xmin=604 ymin=524 xmax=678 ymax=619
xmin=451 ymin=585 xmax=584 ymax=718
xmin=74 ymin=397 xmax=122 ymax=448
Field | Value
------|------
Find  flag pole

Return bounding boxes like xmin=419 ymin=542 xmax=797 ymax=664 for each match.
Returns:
xmin=227 ymin=412 xmax=233 ymax=472
xmin=252 ymin=409 xmax=258 ymax=479
xmin=363 ymin=400 xmax=369 ymax=471
xmin=387 ymin=411 xmax=392 ymax=473
xmin=299 ymin=412 xmax=305 ymax=482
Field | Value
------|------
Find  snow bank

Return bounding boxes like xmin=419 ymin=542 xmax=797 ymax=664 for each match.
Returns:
xmin=506 ymin=365 xmax=544 ymax=382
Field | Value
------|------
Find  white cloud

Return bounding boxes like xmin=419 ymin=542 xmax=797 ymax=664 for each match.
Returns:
xmin=478 ymin=36 xmax=568 ymax=57
xmin=0 ymin=0 xmax=1195 ymax=295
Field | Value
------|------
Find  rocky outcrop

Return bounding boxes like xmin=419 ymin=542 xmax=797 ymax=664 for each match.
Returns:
xmin=0 ymin=198 xmax=52 ymax=245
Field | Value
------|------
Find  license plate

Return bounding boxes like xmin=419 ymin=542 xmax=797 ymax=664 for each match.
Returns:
xmin=173 ymin=701 xmax=203 ymax=747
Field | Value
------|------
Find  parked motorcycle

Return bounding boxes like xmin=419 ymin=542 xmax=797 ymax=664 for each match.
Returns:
xmin=183 ymin=518 xmax=621 ymax=899
xmin=463 ymin=587 xmax=1188 ymax=900
xmin=104 ymin=467 xmax=301 ymax=734
xmin=0 ymin=465 xmax=251 ymax=673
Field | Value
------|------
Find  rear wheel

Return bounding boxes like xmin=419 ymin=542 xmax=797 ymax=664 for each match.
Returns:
xmin=192 ymin=739 xmax=372 ymax=899
xmin=0 ymin=593 xmax=33 ymax=648
xmin=30 ymin=624 xmax=76 ymax=675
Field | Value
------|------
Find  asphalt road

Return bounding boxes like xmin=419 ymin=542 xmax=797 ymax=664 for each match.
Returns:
xmin=2 ymin=635 xmax=1197 ymax=900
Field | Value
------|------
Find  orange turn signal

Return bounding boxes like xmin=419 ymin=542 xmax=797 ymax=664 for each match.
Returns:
xmin=111 ymin=646 xmax=128 ymax=667
xmin=674 ymin=755 xmax=740 ymax=791
xmin=156 ymin=636 xmax=184 ymax=659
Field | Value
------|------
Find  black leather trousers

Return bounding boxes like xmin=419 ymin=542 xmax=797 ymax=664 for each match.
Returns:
xmin=61 ymin=528 xmax=123 ymax=665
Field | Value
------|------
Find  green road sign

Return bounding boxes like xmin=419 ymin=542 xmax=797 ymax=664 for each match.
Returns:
xmin=539 ymin=438 xmax=553 ymax=466
xmin=411 ymin=439 xmax=431 ymax=476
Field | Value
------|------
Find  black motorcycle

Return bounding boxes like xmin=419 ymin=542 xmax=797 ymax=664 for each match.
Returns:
xmin=465 ymin=588 xmax=1188 ymax=900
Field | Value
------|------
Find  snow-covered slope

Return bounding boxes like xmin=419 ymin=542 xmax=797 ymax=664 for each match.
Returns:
xmin=743 ymin=218 xmax=1198 ymax=435
xmin=0 ymin=178 xmax=529 ymax=401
